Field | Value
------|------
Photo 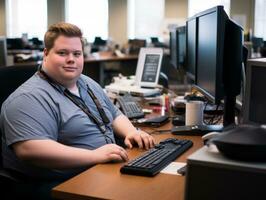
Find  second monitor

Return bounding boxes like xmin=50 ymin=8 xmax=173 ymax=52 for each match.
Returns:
xmin=190 ymin=6 xmax=244 ymax=126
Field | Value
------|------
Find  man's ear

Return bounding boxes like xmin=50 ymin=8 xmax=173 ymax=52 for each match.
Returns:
xmin=43 ymin=48 xmax=48 ymax=61
xmin=43 ymin=48 xmax=48 ymax=57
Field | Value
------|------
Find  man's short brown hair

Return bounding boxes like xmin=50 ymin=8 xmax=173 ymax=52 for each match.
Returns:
xmin=44 ymin=22 xmax=84 ymax=52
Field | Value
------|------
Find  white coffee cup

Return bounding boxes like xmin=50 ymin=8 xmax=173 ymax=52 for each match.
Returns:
xmin=185 ymin=101 xmax=204 ymax=126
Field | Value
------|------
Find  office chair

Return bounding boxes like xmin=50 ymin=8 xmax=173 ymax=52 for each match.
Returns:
xmin=0 ymin=65 xmax=39 ymax=199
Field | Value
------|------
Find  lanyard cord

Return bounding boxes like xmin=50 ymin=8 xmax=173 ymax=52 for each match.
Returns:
xmin=38 ymin=69 xmax=111 ymax=135
xmin=86 ymin=86 xmax=110 ymax=124
xmin=63 ymin=89 xmax=107 ymax=133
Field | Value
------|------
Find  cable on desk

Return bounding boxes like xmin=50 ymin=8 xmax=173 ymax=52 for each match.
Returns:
xmin=147 ymin=129 xmax=171 ymax=135
xmin=204 ymin=101 xmax=222 ymax=125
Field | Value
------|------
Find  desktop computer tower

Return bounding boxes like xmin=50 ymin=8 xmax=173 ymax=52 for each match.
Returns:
xmin=185 ymin=146 xmax=266 ymax=200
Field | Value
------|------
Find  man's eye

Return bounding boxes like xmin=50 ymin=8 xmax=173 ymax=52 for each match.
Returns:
xmin=58 ymin=51 xmax=66 ymax=56
xmin=73 ymin=52 xmax=82 ymax=57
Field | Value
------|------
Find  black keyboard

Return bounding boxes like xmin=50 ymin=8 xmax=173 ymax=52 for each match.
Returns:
xmin=120 ymin=138 xmax=193 ymax=176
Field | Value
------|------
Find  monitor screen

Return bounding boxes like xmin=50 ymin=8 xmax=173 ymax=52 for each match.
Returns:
xmin=6 ymin=38 xmax=25 ymax=50
xmin=193 ymin=6 xmax=242 ymax=105
xmin=0 ymin=37 xmax=7 ymax=67
xmin=141 ymin=54 xmax=161 ymax=83
xmin=169 ymin=26 xmax=186 ymax=70
xmin=196 ymin=9 xmax=224 ymax=103
xmin=243 ymin=59 xmax=266 ymax=124
xmin=186 ymin=17 xmax=197 ymax=81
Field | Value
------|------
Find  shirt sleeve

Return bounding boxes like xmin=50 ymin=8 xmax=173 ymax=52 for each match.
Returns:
xmin=2 ymin=93 xmax=59 ymax=146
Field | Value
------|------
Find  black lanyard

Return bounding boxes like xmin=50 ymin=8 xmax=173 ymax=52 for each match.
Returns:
xmin=38 ymin=68 xmax=110 ymax=134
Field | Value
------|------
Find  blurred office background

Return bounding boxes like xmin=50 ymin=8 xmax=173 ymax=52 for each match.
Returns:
xmin=0 ymin=0 xmax=265 ymax=86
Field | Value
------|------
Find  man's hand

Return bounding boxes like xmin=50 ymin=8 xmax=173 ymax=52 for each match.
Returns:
xmin=93 ymin=144 xmax=129 ymax=163
xmin=124 ymin=130 xmax=155 ymax=150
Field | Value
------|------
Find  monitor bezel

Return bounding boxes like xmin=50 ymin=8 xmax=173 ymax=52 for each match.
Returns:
xmin=186 ymin=15 xmax=197 ymax=81
xmin=169 ymin=25 xmax=186 ymax=70
xmin=193 ymin=6 xmax=228 ymax=104
xmin=243 ymin=58 xmax=266 ymax=125
xmin=134 ymin=47 xmax=163 ymax=88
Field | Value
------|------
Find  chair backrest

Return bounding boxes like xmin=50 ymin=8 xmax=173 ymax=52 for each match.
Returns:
xmin=0 ymin=64 xmax=38 ymax=167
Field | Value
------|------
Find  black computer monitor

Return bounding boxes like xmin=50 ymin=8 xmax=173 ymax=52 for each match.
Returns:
xmin=186 ymin=17 xmax=197 ymax=81
xmin=151 ymin=37 xmax=159 ymax=44
xmin=243 ymin=59 xmax=266 ymax=125
xmin=169 ymin=26 xmax=186 ymax=70
xmin=0 ymin=37 xmax=7 ymax=67
xmin=93 ymin=37 xmax=107 ymax=46
xmin=6 ymin=38 xmax=25 ymax=50
xmin=192 ymin=6 xmax=243 ymax=126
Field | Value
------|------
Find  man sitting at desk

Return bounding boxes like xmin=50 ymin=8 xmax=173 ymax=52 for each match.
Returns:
xmin=0 ymin=22 xmax=154 ymax=198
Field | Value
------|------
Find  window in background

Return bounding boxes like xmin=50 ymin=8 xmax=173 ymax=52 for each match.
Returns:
xmin=128 ymin=0 xmax=164 ymax=40
xmin=254 ymin=0 xmax=266 ymax=40
xmin=6 ymin=0 xmax=47 ymax=39
xmin=188 ymin=0 xmax=230 ymax=17
xmin=65 ymin=0 xmax=108 ymax=42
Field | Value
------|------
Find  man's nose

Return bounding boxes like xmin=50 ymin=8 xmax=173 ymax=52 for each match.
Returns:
xmin=66 ymin=53 xmax=75 ymax=63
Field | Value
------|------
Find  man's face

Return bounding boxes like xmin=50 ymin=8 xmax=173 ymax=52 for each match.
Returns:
xmin=43 ymin=35 xmax=84 ymax=86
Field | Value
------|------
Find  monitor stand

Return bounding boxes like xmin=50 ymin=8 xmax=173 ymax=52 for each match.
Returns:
xmin=171 ymin=124 xmax=223 ymax=136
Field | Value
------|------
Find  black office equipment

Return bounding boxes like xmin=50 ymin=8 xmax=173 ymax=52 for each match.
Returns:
xmin=120 ymin=138 xmax=193 ymax=176
xmin=185 ymin=16 xmax=197 ymax=81
xmin=128 ymin=39 xmax=146 ymax=54
xmin=116 ymin=93 xmax=145 ymax=119
xmin=172 ymin=115 xmax=185 ymax=126
xmin=251 ymin=37 xmax=263 ymax=53
xmin=6 ymin=38 xmax=25 ymax=49
xmin=93 ymin=37 xmax=106 ymax=46
xmin=185 ymin=146 xmax=266 ymax=200
xmin=172 ymin=125 xmax=223 ymax=136
xmin=177 ymin=165 xmax=187 ymax=175
xmin=207 ymin=59 xmax=266 ymax=161
xmin=187 ymin=6 xmax=244 ymax=126
xmin=169 ymin=26 xmax=186 ymax=70
xmin=0 ymin=37 xmax=7 ymax=67
xmin=211 ymin=124 xmax=266 ymax=161
xmin=150 ymin=37 xmax=167 ymax=48
xmin=137 ymin=115 xmax=169 ymax=127
xmin=243 ymin=59 xmax=266 ymax=125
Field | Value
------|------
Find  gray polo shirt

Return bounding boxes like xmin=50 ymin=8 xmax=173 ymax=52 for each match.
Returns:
xmin=0 ymin=73 xmax=122 ymax=180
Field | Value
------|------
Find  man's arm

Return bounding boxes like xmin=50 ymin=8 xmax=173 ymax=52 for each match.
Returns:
xmin=12 ymin=139 xmax=128 ymax=169
xmin=112 ymin=114 xmax=155 ymax=149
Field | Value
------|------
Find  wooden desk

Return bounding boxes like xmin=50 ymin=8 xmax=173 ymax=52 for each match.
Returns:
xmin=52 ymin=123 xmax=203 ymax=200
xmin=83 ymin=52 xmax=138 ymax=86
xmin=84 ymin=51 xmax=138 ymax=63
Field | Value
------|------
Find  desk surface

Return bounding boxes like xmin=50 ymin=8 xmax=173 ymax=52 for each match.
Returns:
xmin=52 ymin=124 xmax=203 ymax=200
xmin=84 ymin=51 xmax=138 ymax=63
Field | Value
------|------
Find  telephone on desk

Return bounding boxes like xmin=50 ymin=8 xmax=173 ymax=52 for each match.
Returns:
xmin=115 ymin=93 xmax=145 ymax=119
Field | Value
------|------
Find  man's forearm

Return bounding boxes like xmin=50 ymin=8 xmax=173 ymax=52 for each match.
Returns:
xmin=13 ymin=139 xmax=100 ymax=169
xmin=112 ymin=114 xmax=138 ymax=138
